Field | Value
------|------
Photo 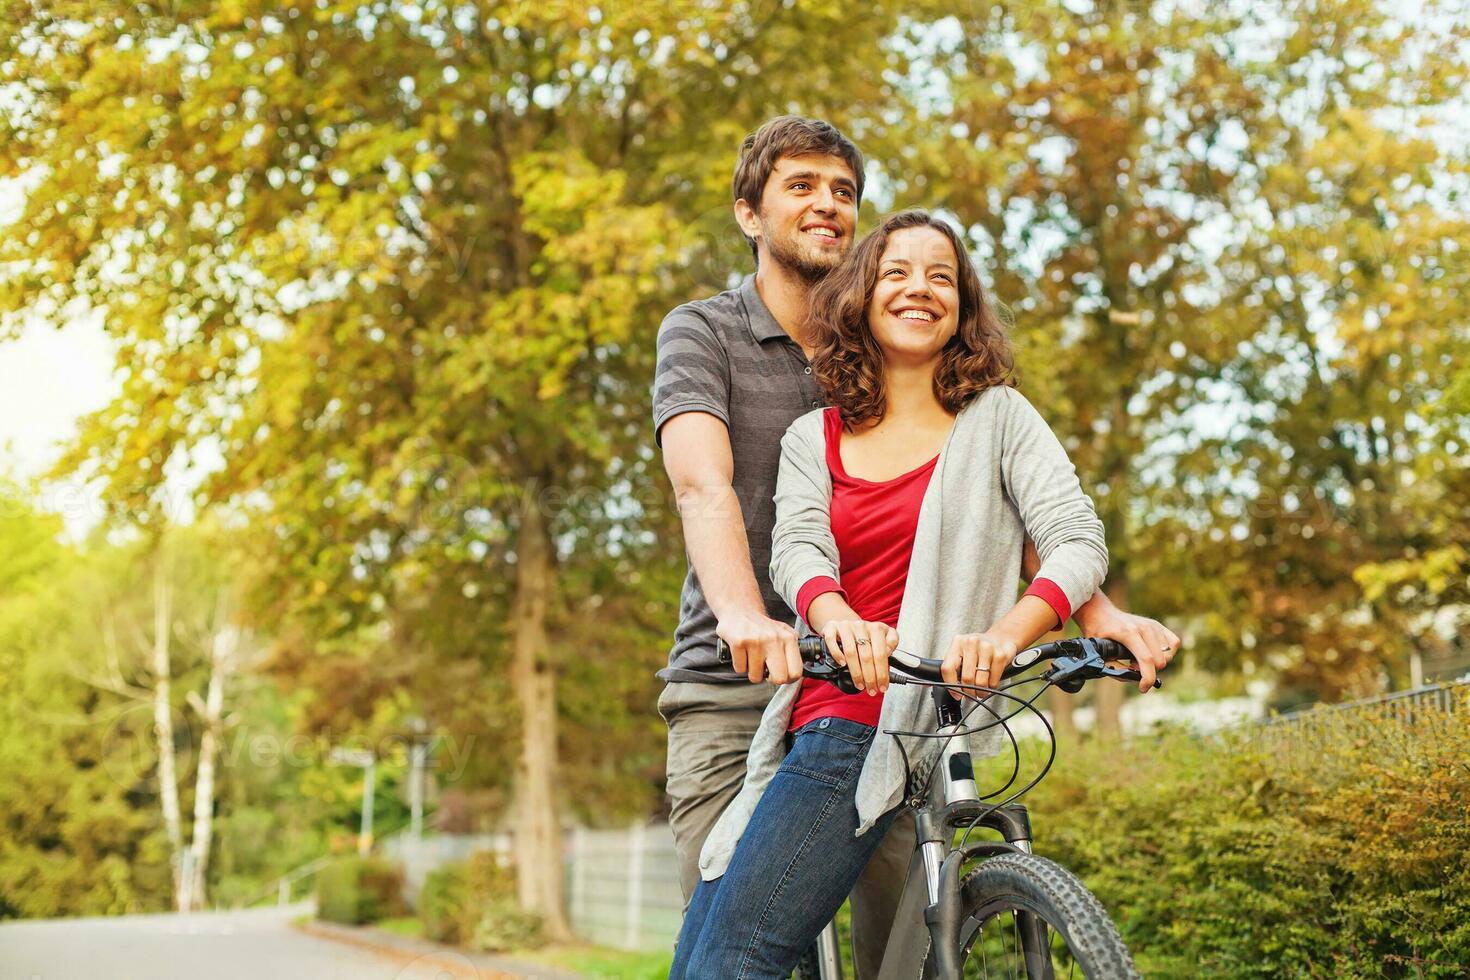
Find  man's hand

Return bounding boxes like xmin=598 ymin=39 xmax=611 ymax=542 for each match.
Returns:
xmin=717 ymin=611 xmax=802 ymax=685
xmin=1073 ymin=601 xmax=1181 ymax=693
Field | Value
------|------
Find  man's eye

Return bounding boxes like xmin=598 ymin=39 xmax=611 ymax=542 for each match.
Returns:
xmin=791 ymin=182 xmax=809 ymax=190
xmin=836 ymin=188 xmax=853 ymax=198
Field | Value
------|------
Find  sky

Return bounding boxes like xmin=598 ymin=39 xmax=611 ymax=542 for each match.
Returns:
xmin=0 ymin=170 xmax=110 ymax=490
xmin=0 ymin=309 xmax=116 ymax=477
xmin=0 ymin=306 xmax=118 ymax=536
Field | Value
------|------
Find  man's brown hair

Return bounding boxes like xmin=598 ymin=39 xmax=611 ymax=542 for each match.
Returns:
xmin=807 ymin=209 xmax=1016 ymax=428
xmin=732 ymin=115 xmax=865 ymax=260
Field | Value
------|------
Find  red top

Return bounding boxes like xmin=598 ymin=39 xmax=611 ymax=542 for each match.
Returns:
xmin=789 ymin=408 xmax=1070 ymax=732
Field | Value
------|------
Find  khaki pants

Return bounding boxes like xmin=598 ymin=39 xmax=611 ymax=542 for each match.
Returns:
xmin=660 ymin=680 xmax=916 ymax=979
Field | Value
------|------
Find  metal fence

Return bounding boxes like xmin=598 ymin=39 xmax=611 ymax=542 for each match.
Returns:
xmin=1236 ymin=678 xmax=1469 ymax=766
xmin=1262 ymin=678 xmax=1469 ymax=729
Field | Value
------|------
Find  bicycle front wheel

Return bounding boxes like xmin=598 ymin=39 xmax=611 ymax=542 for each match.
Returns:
xmin=951 ymin=852 xmax=1139 ymax=980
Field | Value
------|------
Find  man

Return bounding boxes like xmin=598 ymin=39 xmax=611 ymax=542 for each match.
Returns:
xmin=653 ymin=115 xmax=1178 ymax=975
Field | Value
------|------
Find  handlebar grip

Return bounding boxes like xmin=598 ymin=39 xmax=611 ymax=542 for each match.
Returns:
xmin=715 ymin=635 xmax=826 ymax=666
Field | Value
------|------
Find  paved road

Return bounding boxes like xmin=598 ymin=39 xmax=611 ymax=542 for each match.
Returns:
xmin=0 ymin=903 xmax=491 ymax=980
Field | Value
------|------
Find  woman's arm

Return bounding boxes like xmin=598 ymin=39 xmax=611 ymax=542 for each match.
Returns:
xmin=769 ymin=414 xmax=843 ymax=616
xmin=997 ymin=388 xmax=1109 ymax=614
xmin=770 ymin=413 xmax=899 ymax=692
xmin=940 ymin=389 xmax=1111 ymax=693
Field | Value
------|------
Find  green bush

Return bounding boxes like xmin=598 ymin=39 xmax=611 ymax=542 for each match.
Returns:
xmin=315 ymin=855 xmax=406 ymax=925
xmin=1002 ymin=701 xmax=1470 ymax=978
xmin=418 ymin=861 xmax=470 ymax=943
xmin=418 ymin=850 xmax=543 ymax=952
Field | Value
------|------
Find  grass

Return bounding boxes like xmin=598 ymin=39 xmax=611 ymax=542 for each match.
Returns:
xmin=374 ymin=915 xmax=425 ymax=938
xmin=361 ymin=910 xmax=672 ymax=978
xmin=516 ymin=944 xmax=674 ymax=980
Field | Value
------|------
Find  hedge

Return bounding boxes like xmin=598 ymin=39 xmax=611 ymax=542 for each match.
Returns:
xmin=315 ymin=855 xmax=406 ymax=925
xmin=997 ymin=698 xmax=1469 ymax=978
xmin=419 ymin=850 xmax=542 ymax=952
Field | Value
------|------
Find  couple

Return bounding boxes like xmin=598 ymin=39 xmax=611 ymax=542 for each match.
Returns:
xmin=653 ymin=116 xmax=1179 ymax=978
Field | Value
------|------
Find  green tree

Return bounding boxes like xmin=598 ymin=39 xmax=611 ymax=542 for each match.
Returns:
xmin=889 ymin=0 xmax=1468 ymax=708
xmin=890 ymin=0 xmax=1286 ymax=729
xmin=0 ymin=493 xmax=170 ymax=917
xmin=1159 ymin=3 xmax=1470 ymax=698
xmin=1 ymin=0 xmax=912 ymax=930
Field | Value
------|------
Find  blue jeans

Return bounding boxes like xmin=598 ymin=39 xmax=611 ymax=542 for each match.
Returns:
xmin=670 ymin=717 xmax=901 ymax=980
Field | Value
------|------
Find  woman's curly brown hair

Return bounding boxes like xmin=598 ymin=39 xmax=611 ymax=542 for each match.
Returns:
xmin=807 ymin=209 xmax=1015 ymax=428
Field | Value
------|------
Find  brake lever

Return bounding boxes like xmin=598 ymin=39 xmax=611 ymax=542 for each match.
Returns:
xmin=805 ymin=649 xmax=862 ymax=695
xmin=1100 ymin=662 xmax=1161 ymax=689
xmin=1044 ymin=652 xmax=1162 ymax=693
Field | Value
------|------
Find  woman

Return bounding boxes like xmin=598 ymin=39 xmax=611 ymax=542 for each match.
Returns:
xmin=669 ymin=210 xmax=1111 ymax=979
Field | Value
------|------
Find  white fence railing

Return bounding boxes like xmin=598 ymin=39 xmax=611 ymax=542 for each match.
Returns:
xmin=568 ymin=823 xmax=682 ymax=951
xmin=381 ymin=824 xmax=681 ymax=952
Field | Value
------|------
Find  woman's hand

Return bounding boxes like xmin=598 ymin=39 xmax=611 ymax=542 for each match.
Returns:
xmin=941 ymin=631 xmax=1019 ymax=693
xmin=821 ymin=618 xmax=899 ymax=696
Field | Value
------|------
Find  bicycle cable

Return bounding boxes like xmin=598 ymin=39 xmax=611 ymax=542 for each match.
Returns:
xmin=879 ymin=670 xmax=1065 ymax=854
xmin=881 ymin=673 xmax=1053 ymax=805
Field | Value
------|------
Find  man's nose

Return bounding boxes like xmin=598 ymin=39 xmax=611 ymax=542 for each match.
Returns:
xmin=812 ymin=185 xmax=837 ymax=213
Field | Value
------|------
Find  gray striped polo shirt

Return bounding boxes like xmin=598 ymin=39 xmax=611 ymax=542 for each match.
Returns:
xmin=653 ymin=274 xmax=827 ymax=683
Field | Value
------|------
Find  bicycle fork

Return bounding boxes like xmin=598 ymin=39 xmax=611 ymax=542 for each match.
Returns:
xmin=921 ymin=688 xmax=1042 ymax=980
xmin=813 ymin=920 xmax=843 ymax=978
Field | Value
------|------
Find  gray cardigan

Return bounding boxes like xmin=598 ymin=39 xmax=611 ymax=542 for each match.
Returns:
xmin=698 ymin=385 xmax=1108 ymax=881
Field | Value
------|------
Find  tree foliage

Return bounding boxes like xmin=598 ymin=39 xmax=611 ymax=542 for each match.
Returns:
xmin=888 ymin=0 xmax=1470 ymax=697
xmin=1 ymin=0 xmax=1467 ymax=921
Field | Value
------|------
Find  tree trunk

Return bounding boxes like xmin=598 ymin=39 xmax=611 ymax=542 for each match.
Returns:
xmin=186 ymin=617 xmax=236 ymax=910
xmin=151 ymin=557 xmax=188 ymax=911
xmin=1093 ymin=665 xmax=1124 ymax=740
xmin=1047 ymin=685 xmax=1079 ymax=745
xmin=1093 ymin=579 xmax=1128 ymax=740
xmin=510 ymin=500 xmax=572 ymax=940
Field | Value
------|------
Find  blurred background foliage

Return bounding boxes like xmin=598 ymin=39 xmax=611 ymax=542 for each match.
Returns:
xmin=0 ymin=0 xmax=1466 ymax=921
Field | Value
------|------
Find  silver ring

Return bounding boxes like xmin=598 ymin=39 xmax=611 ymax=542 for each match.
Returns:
xmin=855 ymin=638 xmax=870 ymax=646
xmin=1161 ymin=644 xmax=1172 ymax=652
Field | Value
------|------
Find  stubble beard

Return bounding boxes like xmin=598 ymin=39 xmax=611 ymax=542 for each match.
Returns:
xmin=761 ymin=220 xmax=846 ymax=285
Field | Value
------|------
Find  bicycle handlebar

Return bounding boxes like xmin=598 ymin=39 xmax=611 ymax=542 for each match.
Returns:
xmin=714 ymin=634 xmax=1160 ymax=695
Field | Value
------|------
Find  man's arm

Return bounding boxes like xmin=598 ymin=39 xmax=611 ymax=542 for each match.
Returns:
xmin=1020 ymin=536 xmax=1181 ymax=691
xmin=660 ymin=411 xmax=801 ymax=684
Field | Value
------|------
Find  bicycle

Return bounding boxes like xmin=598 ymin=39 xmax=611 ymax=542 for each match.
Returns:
xmin=715 ymin=633 xmax=1157 ymax=980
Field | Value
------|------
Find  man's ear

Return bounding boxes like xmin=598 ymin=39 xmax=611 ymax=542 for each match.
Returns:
xmin=733 ymin=198 xmax=762 ymax=244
